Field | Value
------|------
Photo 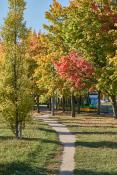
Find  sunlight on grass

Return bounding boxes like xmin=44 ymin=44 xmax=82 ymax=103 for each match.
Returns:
xmin=56 ymin=113 xmax=117 ymax=175
xmin=0 ymin=116 xmax=61 ymax=175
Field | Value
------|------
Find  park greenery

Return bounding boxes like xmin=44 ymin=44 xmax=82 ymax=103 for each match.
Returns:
xmin=0 ymin=114 xmax=61 ymax=175
xmin=0 ymin=0 xmax=116 ymax=134
xmin=56 ymin=113 xmax=117 ymax=174
xmin=42 ymin=0 xmax=117 ymax=117
xmin=0 ymin=0 xmax=33 ymax=139
xmin=0 ymin=0 xmax=117 ymax=175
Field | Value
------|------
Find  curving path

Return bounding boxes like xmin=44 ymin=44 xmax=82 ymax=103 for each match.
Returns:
xmin=38 ymin=115 xmax=76 ymax=175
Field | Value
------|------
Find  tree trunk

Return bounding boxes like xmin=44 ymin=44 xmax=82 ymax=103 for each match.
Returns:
xmin=69 ymin=98 xmax=71 ymax=111
xmin=57 ymin=98 xmax=59 ymax=110
xmin=51 ymin=97 xmax=55 ymax=116
xmin=48 ymin=98 xmax=51 ymax=111
xmin=55 ymin=97 xmax=57 ymax=110
xmin=71 ymin=94 xmax=75 ymax=117
xmin=36 ymin=95 xmax=40 ymax=113
xmin=15 ymin=109 xmax=20 ymax=139
xmin=18 ymin=123 xmax=22 ymax=139
xmin=77 ymin=96 xmax=81 ymax=114
xmin=62 ymin=96 xmax=65 ymax=112
xmin=97 ymin=91 xmax=101 ymax=115
xmin=16 ymin=122 xmax=23 ymax=139
xmin=111 ymin=95 xmax=117 ymax=118
xmin=16 ymin=118 xmax=19 ymax=139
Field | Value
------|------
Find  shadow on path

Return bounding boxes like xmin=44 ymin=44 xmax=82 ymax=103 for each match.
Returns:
xmin=72 ymin=131 xmax=117 ymax=135
xmin=59 ymin=171 xmax=74 ymax=175
xmin=74 ymin=169 xmax=117 ymax=175
xmin=38 ymin=127 xmax=117 ymax=136
xmin=0 ymin=162 xmax=57 ymax=175
xmin=76 ymin=141 xmax=117 ymax=148
xmin=0 ymin=136 xmax=14 ymax=140
xmin=0 ymin=137 xmax=60 ymax=175
xmin=0 ymin=135 xmax=61 ymax=146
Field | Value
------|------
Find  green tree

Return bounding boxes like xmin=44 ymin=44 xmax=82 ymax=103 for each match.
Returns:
xmin=27 ymin=32 xmax=71 ymax=115
xmin=44 ymin=0 xmax=96 ymax=117
xmin=45 ymin=0 xmax=117 ymax=117
xmin=0 ymin=0 xmax=33 ymax=139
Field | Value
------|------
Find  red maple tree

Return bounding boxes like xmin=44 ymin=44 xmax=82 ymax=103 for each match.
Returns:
xmin=54 ymin=52 xmax=94 ymax=90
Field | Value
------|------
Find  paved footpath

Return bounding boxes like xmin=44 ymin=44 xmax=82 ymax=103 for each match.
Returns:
xmin=38 ymin=115 xmax=76 ymax=175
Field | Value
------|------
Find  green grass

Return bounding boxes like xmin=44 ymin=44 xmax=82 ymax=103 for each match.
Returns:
xmin=55 ymin=113 xmax=117 ymax=175
xmin=0 ymin=115 xmax=61 ymax=175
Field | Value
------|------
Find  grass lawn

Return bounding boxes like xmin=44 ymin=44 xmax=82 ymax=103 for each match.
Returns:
xmin=0 ymin=115 xmax=61 ymax=175
xmin=55 ymin=112 xmax=117 ymax=175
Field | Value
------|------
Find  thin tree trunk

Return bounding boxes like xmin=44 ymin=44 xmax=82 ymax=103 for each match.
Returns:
xmin=111 ymin=95 xmax=117 ymax=118
xmin=16 ymin=116 xmax=19 ymax=139
xmin=69 ymin=97 xmax=71 ymax=111
xmin=14 ymin=14 xmax=19 ymax=139
xmin=77 ymin=96 xmax=81 ymax=114
xmin=71 ymin=94 xmax=75 ymax=117
xmin=48 ymin=98 xmax=51 ymax=111
xmin=51 ymin=97 xmax=55 ymax=116
xmin=97 ymin=91 xmax=101 ymax=115
xmin=14 ymin=60 xmax=19 ymax=139
xmin=36 ymin=94 xmax=40 ymax=113
xmin=55 ymin=97 xmax=57 ymax=110
xmin=14 ymin=58 xmax=19 ymax=139
xmin=62 ymin=96 xmax=65 ymax=112
xmin=18 ymin=123 xmax=22 ymax=139
xmin=16 ymin=116 xmax=22 ymax=139
xmin=57 ymin=98 xmax=59 ymax=110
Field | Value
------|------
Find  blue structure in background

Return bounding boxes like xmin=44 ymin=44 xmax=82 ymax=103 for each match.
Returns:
xmin=80 ymin=93 xmax=113 ymax=114
xmin=89 ymin=94 xmax=98 ymax=107
xmin=88 ymin=93 xmax=113 ymax=114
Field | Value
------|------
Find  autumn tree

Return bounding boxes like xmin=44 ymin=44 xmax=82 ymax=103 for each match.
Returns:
xmin=27 ymin=30 xmax=71 ymax=115
xmin=44 ymin=0 xmax=96 ymax=116
xmin=54 ymin=51 xmax=94 ymax=117
xmin=0 ymin=0 xmax=33 ymax=139
xmin=44 ymin=0 xmax=69 ymax=54
xmin=27 ymin=31 xmax=42 ymax=113
xmin=44 ymin=1 xmax=81 ymax=114
xmin=33 ymin=34 xmax=69 ymax=115
xmin=45 ymin=0 xmax=117 ymax=117
xmin=0 ymin=43 xmax=5 ymax=69
xmin=28 ymin=32 xmax=56 ymax=115
xmin=64 ymin=0 xmax=117 ymax=117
